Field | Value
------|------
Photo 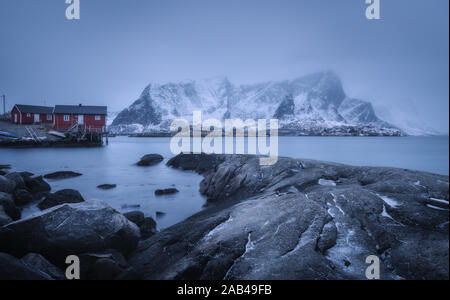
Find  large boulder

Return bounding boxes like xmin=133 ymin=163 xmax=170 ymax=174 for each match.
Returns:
xmin=0 ymin=252 xmax=50 ymax=280
xmin=138 ymin=218 xmax=157 ymax=240
xmin=123 ymin=211 xmax=156 ymax=240
xmin=0 ymin=175 xmax=16 ymax=194
xmin=130 ymin=153 xmax=449 ymax=280
xmin=0 ymin=192 xmax=21 ymax=221
xmin=23 ymin=175 xmax=51 ymax=194
xmin=21 ymin=253 xmax=65 ymax=280
xmin=0 ymin=200 xmax=141 ymax=266
xmin=44 ymin=171 xmax=82 ymax=180
xmin=5 ymin=172 xmax=26 ymax=190
xmin=79 ymin=250 xmax=139 ymax=280
xmin=137 ymin=154 xmax=164 ymax=166
xmin=0 ymin=205 xmax=12 ymax=226
xmin=123 ymin=211 xmax=145 ymax=225
xmin=167 ymin=153 xmax=224 ymax=173
xmin=38 ymin=189 xmax=85 ymax=210
xmin=13 ymin=189 xmax=33 ymax=206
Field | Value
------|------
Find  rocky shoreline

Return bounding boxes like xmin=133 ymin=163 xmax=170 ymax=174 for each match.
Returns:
xmin=0 ymin=167 xmax=155 ymax=280
xmin=0 ymin=154 xmax=449 ymax=280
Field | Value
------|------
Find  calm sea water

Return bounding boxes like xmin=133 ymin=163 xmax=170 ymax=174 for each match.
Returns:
xmin=0 ymin=136 xmax=448 ymax=229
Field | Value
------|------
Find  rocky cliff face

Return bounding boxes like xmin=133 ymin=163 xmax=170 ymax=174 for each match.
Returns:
xmin=129 ymin=154 xmax=449 ymax=280
xmin=110 ymin=72 xmax=402 ymax=136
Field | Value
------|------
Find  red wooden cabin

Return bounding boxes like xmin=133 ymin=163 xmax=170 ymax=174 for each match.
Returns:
xmin=53 ymin=104 xmax=107 ymax=132
xmin=11 ymin=105 xmax=54 ymax=125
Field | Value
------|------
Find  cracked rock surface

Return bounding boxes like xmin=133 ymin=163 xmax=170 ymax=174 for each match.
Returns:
xmin=129 ymin=154 xmax=449 ymax=280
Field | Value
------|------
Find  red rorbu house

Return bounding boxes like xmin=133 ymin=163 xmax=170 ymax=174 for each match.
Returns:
xmin=11 ymin=105 xmax=54 ymax=125
xmin=53 ymin=105 xmax=107 ymax=132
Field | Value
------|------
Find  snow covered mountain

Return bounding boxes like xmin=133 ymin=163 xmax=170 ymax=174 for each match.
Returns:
xmin=110 ymin=71 xmax=402 ymax=136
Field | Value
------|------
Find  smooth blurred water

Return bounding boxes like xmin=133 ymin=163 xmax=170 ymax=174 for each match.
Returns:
xmin=0 ymin=135 xmax=448 ymax=229
xmin=277 ymin=136 xmax=449 ymax=175
xmin=0 ymin=138 xmax=206 ymax=229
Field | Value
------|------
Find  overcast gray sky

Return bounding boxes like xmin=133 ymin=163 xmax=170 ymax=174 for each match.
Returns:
xmin=0 ymin=0 xmax=448 ymax=133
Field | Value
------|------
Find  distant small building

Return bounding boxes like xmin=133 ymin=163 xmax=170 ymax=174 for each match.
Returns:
xmin=11 ymin=105 xmax=54 ymax=125
xmin=53 ymin=104 xmax=107 ymax=132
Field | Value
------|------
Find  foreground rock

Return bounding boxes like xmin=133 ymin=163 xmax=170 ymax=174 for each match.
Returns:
xmin=13 ymin=189 xmax=34 ymax=206
xmin=0 ymin=252 xmax=50 ymax=280
xmin=38 ymin=189 xmax=85 ymax=210
xmin=0 ymin=175 xmax=16 ymax=194
xmin=5 ymin=172 xmax=26 ymax=190
xmin=128 ymin=154 xmax=449 ymax=280
xmin=44 ymin=171 xmax=82 ymax=180
xmin=21 ymin=253 xmax=65 ymax=280
xmin=0 ymin=200 xmax=140 ymax=266
xmin=0 ymin=192 xmax=21 ymax=220
xmin=22 ymin=175 xmax=51 ymax=195
xmin=79 ymin=250 xmax=139 ymax=280
xmin=124 ymin=211 xmax=145 ymax=224
xmin=137 ymin=154 xmax=164 ymax=166
xmin=155 ymin=188 xmax=179 ymax=196
xmin=124 ymin=211 xmax=157 ymax=240
xmin=0 ymin=205 xmax=12 ymax=226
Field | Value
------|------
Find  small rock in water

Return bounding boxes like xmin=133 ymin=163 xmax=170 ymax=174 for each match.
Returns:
xmin=137 ymin=154 xmax=164 ymax=167
xmin=155 ymin=188 xmax=179 ymax=196
xmin=0 ymin=165 xmax=11 ymax=170
xmin=97 ymin=184 xmax=117 ymax=190
xmin=43 ymin=171 xmax=82 ymax=180
xmin=156 ymin=211 xmax=166 ymax=219
xmin=121 ymin=204 xmax=141 ymax=209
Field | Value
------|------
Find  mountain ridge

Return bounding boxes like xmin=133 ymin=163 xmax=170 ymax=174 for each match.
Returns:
xmin=109 ymin=71 xmax=403 ymax=136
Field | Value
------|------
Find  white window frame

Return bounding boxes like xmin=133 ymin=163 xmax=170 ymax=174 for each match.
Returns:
xmin=95 ymin=115 xmax=101 ymax=121
xmin=26 ymin=113 xmax=31 ymax=118
xmin=64 ymin=115 xmax=70 ymax=122
xmin=47 ymin=114 xmax=52 ymax=121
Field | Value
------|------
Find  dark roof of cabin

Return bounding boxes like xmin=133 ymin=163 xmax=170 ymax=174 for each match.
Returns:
xmin=15 ymin=105 xmax=54 ymax=114
xmin=54 ymin=105 xmax=107 ymax=115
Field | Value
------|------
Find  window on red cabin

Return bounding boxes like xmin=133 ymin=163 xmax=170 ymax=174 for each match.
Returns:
xmin=26 ymin=113 xmax=31 ymax=118
xmin=47 ymin=114 xmax=52 ymax=121
xmin=95 ymin=115 xmax=101 ymax=121
xmin=64 ymin=115 xmax=70 ymax=122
